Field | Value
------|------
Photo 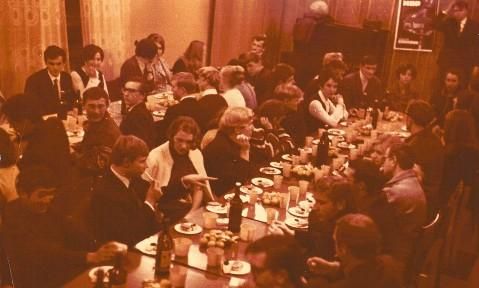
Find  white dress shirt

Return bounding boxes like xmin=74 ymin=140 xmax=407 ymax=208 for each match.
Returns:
xmin=309 ymin=90 xmax=348 ymax=127
xmin=222 ymin=88 xmax=246 ymax=107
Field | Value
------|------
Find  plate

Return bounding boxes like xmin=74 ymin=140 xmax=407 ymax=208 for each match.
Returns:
xmin=224 ymin=193 xmax=250 ymax=202
xmin=327 ymin=128 xmax=346 ymax=136
xmin=135 ymin=235 xmax=158 ymax=256
xmin=288 ymin=206 xmax=309 ymax=218
xmin=206 ymin=204 xmax=228 ymax=214
xmin=312 ymin=139 xmax=320 ymax=145
xmin=285 ymin=217 xmax=309 ymax=229
xmin=66 ymin=130 xmax=85 ymax=137
xmin=339 ymin=121 xmax=348 ymax=127
xmin=281 ymin=154 xmax=293 ymax=161
xmin=223 ymin=260 xmax=251 ymax=275
xmin=259 ymin=167 xmax=281 ymax=175
xmin=269 ymin=161 xmax=282 ymax=169
xmin=174 ymin=223 xmax=203 ymax=234
xmin=251 ymin=177 xmax=274 ymax=188
xmin=337 ymin=142 xmax=356 ymax=149
xmin=386 ymin=131 xmax=411 ymax=138
xmin=89 ymin=266 xmax=114 ymax=283
xmin=239 ymin=185 xmax=263 ymax=195
xmin=152 ymin=110 xmax=166 ymax=117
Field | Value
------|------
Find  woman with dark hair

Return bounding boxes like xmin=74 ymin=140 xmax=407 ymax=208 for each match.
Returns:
xmin=119 ymin=38 xmax=158 ymax=89
xmin=147 ymin=33 xmax=173 ymax=92
xmin=387 ymin=64 xmax=418 ymax=112
xmin=172 ymin=40 xmax=204 ymax=75
xmin=71 ymin=44 xmax=108 ymax=99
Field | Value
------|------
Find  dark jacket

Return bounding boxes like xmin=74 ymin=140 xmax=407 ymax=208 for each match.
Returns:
xmin=281 ymin=105 xmax=308 ymax=147
xmin=120 ymin=56 xmax=142 ymax=85
xmin=91 ymin=169 xmax=157 ymax=246
xmin=339 ymin=71 xmax=383 ymax=109
xmin=81 ymin=115 xmax=121 ymax=150
xmin=203 ymin=130 xmax=253 ymax=196
xmin=197 ymin=93 xmax=228 ymax=132
xmin=24 ymin=69 xmax=76 ymax=116
xmin=247 ymin=68 xmax=273 ymax=105
xmin=159 ymin=97 xmax=201 ymax=143
xmin=120 ymin=102 xmax=155 ymax=148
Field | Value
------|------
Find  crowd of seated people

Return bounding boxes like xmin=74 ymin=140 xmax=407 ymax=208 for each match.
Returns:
xmin=1 ymin=2 xmax=479 ymax=285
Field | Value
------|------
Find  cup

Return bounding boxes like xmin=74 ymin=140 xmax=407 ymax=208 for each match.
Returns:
xmin=265 ymin=208 xmax=278 ymax=224
xmin=318 ymin=128 xmax=326 ymax=138
xmin=279 ymin=192 xmax=290 ymax=208
xmin=273 ymin=175 xmax=283 ymax=190
xmin=282 ymin=162 xmax=292 ymax=178
xmin=371 ymin=130 xmax=378 ymax=139
xmin=313 ymin=168 xmax=324 ymax=183
xmin=332 ymin=158 xmax=342 ymax=171
xmin=298 ymin=180 xmax=309 ymax=196
xmin=292 ymin=155 xmax=300 ymax=165
xmin=202 ymin=212 xmax=218 ymax=229
xmin=206 ymin=247 xmax=224 ymax=267
xmin=299 ymin=149 xmax=308 ymax=164
xmin=173 ymin=238 xmax=192 ymax=257
xmin=305 ymin=136 xmax=314 ymax=148
xmin=321 ymin=165 xmax=331 ymax=176
xmin=239 ymin=223 xmax=256 ymax=242
xmin=288 ymin=186 xmax=300 ymax=203
xmin=331 ymin=136 xmax=340 ymax=147
xmin=249 ymin=191 xmax=258 ymax=205
xmin=311 ymin=143 xmax=318 ymax=157
xmin=170 ymin=265 xmax=187 ymax=287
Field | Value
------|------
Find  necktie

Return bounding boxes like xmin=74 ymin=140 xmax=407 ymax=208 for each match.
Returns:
xmin=53 ymin=78 xmax=60 ymax=99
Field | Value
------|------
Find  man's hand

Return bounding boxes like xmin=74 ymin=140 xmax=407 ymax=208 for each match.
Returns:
xmin=306 ymin=257 xmax=341 ymax=276
xmin=181 ymin=174 xmax=217 ymax=188
xmin=87 ymin=242 xmax=127 ymax=265
xmin=268 ymin=220 xmax=294 ymax=236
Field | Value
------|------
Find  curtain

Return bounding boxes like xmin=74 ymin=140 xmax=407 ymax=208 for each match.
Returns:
xmin=79 ymin=0 xmax=131 ymax=80
xmin=0 ymin=0 xmax=68 ymax=98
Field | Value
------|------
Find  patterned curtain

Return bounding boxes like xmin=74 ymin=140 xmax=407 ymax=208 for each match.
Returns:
xmin=79 ymin=0 xmax=132 ymax=80
xmin=0 ymin=0 xmax=68 ymax=97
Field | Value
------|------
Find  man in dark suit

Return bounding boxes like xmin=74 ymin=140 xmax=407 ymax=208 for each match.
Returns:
xmin=119 ymin=77 xmax=156 ymax=148
xmin=24 ymin=45 xmax=76 ymax=117
xmin=3 ymin=166 xmax=125 ymax=288
xmin=91 ymin=135 xmax=162 ymax=246
xmin=434 ymin=0 xmax=479 ymax=84
xmin=196 ymin=67 xmax=227 ymax=132
xmin=339 ymin=55 xmax=384 ymax=111
xmin=244 ymin=52 xmax=273 ymax=105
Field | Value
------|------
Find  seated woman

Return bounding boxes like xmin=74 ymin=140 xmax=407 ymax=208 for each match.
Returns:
xmin=172 ymin=40 xmax=204 ymax=76
xmin=203 ymin=107 xmax=254 ymax=196
xmin=71 ymin=44 xmax=109 ymax=100
xmin=220 ymin=65 xmax=247 ymax=107
xmin=306 ymin=69 xmax=348 ymax=131
xmin=387 ymin=64 xmax=418 ymax=112
xmin=147 ymin=33 xmax=173 ymax=92
xmin=143 ymin=117 xmax=215 ymax=221
xmin=269 ymin=177 xmax=352 ymax=260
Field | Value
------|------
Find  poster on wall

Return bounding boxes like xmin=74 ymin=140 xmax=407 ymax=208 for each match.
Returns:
xmin=394 ymin=0 xmax=440 ymax=52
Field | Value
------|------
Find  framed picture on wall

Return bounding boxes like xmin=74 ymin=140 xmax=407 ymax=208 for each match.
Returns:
xmin=394 ymin=0 xmax=440 ymax=52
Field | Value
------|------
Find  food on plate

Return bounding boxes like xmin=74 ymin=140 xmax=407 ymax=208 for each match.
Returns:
xmin=199 ymin=230 xmax=238 ymax=249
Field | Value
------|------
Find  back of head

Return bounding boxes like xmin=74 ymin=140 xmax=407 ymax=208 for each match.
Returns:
xmin=172 ymin=72 xmax=198 ymax=94
xmin=184 ymin=40 xmax=204 ymax=60
xmin=405 ymin=99 xmax=434 ymax=127
xmin=257 ymin=99 xmax=289 ymax=120
xmin=274 ymin=83 xmax=303 ymax=101
xmin=0 ymin=128 xmax=16 ymax=168
xmin=389 ymin=143 xmax=415 ymax=170
xmin=335 ymin=213 xmax=382 ymax=260
xmin=110 ymin=135 xmax=149 ymax=166
xmin=135 ymin=38 xmax=158 ymax=60
xmin=309 ymin=0 xmax=329 ymax=16
xmin=147 ymin=33 xmax=165 ymax=51
xmin=318 ymin=68 xmax=339 ymax=87
xmin=322 ymin=52 xmax=344 ymax=66
xmin=444 ymin=109 xmax=478 ymax=147
xmin=220 ymin=65 xmax=245 ymax=87
xmin=349 ymin=159 xmax=386 ymax=195
xmin=83 ymin=87 xmax=110 ymax=106
xmin=16 ymin=165 xmax=58 ymax=196
xmin=314 ymin=177 xmax=353 ymax=209
xmin=44 ymin=45 xmax=66 ymax=62
xmin=197 ymin=66 xmax=220 ymax=90
xmin=271 ymin=63 xmax=295 ymax=85
xmin=2 ymin=93 xmax=42 ymax=123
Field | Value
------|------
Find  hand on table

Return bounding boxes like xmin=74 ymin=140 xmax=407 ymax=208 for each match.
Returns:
xmin=268 ymin=220 xmax=294 ymax=236
xmin=87 ymin=241 xmax=127 ymax=265
xmin=181 ymin=174 xmax=217 ymax=188
xmin=306 ymin=257 xmax=341 ymax=276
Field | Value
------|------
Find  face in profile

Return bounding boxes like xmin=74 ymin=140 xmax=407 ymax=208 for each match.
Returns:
xmin=284 ymin=96 xmax=302 ymax=112
xmin=313 ymin=192 xmax=342 ymax=222
xmin=46 ymin=56 xmax=65 ymax=77
xmin=248 ymin=252 xmax=289 ymax=288
xmin=84 ymin=97 xmax=108 ymax=122
xmin=381 ymin=149 xmax=395 ymax=177
xmin=124 ymin=156 xmax=148 ymax=178
xmin=172 ymin=130 xmax=194 ymax=156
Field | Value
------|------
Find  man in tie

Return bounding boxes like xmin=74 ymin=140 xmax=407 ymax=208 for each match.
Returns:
xmin=434 ymin=0 xmax=479 ymax=84
xmin=24 ymin=45 xmax=76 ymax=117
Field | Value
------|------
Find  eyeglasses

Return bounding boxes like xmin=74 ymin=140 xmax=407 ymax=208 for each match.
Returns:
xmin=122 ymin=87 xmax=140 ymax=93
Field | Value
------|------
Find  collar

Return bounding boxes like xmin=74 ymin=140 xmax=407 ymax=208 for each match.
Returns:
xmin=201 ymin=88 xmax=218 ymax=97
xmin=110 ymin=165 xmax=130 ymax=188
xmin=47 ymin=70 xmax=61 ymax=83
xmin=359 ymin=70 xmax=368 ymax=85
xmin=460 ymin=17 xmax=467 ymax=27
xmin=318 ymin=90 xmax=328 ymax=102
xmin=181 ymin=94 xmax=197 ymax=101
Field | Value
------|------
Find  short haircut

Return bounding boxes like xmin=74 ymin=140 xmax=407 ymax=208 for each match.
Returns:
xmin=197 ymin=66 xmax=220 ymax=90
xmin=83 ymin=87 xmax=110 ymax=105
xmin=43 ymin=45 xmax=66 ymax=62
xmin=246 ymin=235 xmax=304 ymax=287
xmin=274 ymin=84 xmax=303 ymax=101
xmin=252 ymin=34 xmax=267 ymax=47
xmin=0 ymin=128 xmax=16 ymax=168
xmin=314 ymin=177 xmax=352 ymax=208
xmin=322 ymin=52 xmax=344 ymax=66
xmin=220 ymin=65 xmax=245 ymax=87
xmin=147 ymin=33 xmax=166 ymax=51
xmin=243 ymin=52 xmax=262 ymax=65
xmin=124 ymin=76 xmax=148 ymax=95
xmin=348 ymin=159 xmax=387 ymax=195
xmin=271 ymin=63 xmax=295 ymax=85
xmin=452 ymin=0 xmax=468 ymax=10
xmin=396 ymin=63 xmax=417 ymax=79
xmin=323 ymin=59 xmax=347 ymax=73
xmin=110 ymin=135 xmax=149 ymax=166
xmin=360 ymin=55 xmax=378 ymax=66
xmin=134 ymin=38 xmax=158 ymax=60
xmin=405 ymin=99 xmax=434 ymax=127
xmin=444 ymin=109 xmax=478 ymax=147
xmin=257 ymin=99 xmax=289 ymax=120
xmin=2 ymin=93 xmax=42 ymax=123
xmin=167 ymin=116 xmax=202 ymax=149
xmin=81 ymin=44 xmax=104 ymax=64
xmin=318 ymin=69 xmax=340 ymax=86
xmin=16 ymin=166 xmax=58 ymax=195
xmin=445 ymin=67 xmax=463 ymax=83
xmin=388 ymin=143 xmax=415 ymax=170
xmin=335 ymin=213 xmax=382 ymax=260
xmin=219 ymin=106 xmax=254 ymax=133
xmin=172 ymin=72 xmax=198 ymax=94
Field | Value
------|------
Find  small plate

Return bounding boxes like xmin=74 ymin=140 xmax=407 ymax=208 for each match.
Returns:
xmin=223 ymin=260 xmax=251 ymax=275
xmin=327 ymin=128 xmax=346 ymax=136
xmin=337 ymin=142 xmax=356 ymax=149
xmin=251 ymin=177 xmax=274 ymax=188
xmin=89 ymin=266 xmax=113 ymax=283
xmin=269 ymin=161 xmax=282 ymax=169
xmin=288 ymin=206 xmax=309 ymax=218
xmin=281 ymin=154 xmax=293 ymax=161
xmin=174 ymin=223 xmax=203 ymax=234
xmin=285 ymin=217 xmax=309 ymax=229
xmin=135 ymin=235 xmax=158 ymax=256
xmin=259 ymin=167 xmax=281 ymax=175
xmin=239 ymin=185 xmax=263 ymax=195
xmin=152 ymin=110 xmax=166 ymax=117
xmin=206 ymin=204 xmax=228 ymax=214
xmin=224 ymin=193 xmax=250 ymax=202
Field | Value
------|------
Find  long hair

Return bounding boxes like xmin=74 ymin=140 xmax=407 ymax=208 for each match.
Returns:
xmin=182 ymin=40 xmax=204 ymax=73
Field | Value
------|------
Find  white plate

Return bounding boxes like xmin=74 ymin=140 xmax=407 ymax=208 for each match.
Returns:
xmin=288 ymin=206 xmax=309 ymax=218
xmin=239 ymin=185 xmax=263 ymax=195
xmin=327 ymin=129 xmax=346 ymax=136
xmin=223 ymin=260 xmax=251 ymax=275
xmin=206 ymin=205 xmax=228 ymax=214
xmin=285 ymin=218 xmax=309 ymax=229
xmin=312 ymin=139 xmax=320 ymax=145
xmin=152 ymin=110 xmax=166 ymax=117
xmin=135 ymin=235 xmax=158 ymax=256
xmin=259 ymin=167 xmax=281 ymax=175
xmin=269 ymin=161 xmax=282 ymax=169
xmin=89 ymin=266 xmax=113 ymax=283
xmin=281 ymin=154 xmax=293 ymax=161
xmin=66 ymin=130 xmax=85 ymax=137
xmin=224 ymin=193 xmax=250 ymax=202
xmin=251 ymin=177 xmax=274 ymax=188
xmin=174 ymin=223 xmax=203 ymax=234
xmin=337 ymin=142 xmax=356 ymax=149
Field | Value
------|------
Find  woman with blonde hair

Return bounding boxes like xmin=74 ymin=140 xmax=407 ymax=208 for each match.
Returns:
xmin=220 ymin=65 xmax=247 ymax=107
xmin=172 ymin=40 xmax=204 ymax=76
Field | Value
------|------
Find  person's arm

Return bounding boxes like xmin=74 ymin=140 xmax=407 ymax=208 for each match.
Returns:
xmin=70 ymin=71 xmax=85 ymax=93
xmin=309 ymin=100 xmax=341 ymax=127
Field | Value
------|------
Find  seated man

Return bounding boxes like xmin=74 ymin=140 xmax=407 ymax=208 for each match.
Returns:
xmin=203 ymin=107 xmax=254 ymax=196
xmin=24 ymin=45 xmax=76 ymax=117
xmin=430 ymin=68 xmax=463 ymax=126
xmin=143 ymin=117 xmax=216 ymax=221
xmin=3 ymin=166 xmax=124 ymax=288
xmin=339 ymin=55 xmax=383 ymax=111
xmin=246 ymin=235 xmax=305 ymax=288
xmin=244 ymin=52 xmax=273 ymax=105
xmin=196 ymin=66 xmax=228 ymax=132
xmin=306 ymin=214 xmax=403 ymax=288
xmin=91 ymin=135 xmax=161 ymax=246
xmin=119 ymin=77 xmax=155 ymax=148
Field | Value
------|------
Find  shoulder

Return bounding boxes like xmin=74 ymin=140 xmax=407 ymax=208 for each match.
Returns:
xmin=26 ymin=69 xmax=47 ymax=82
